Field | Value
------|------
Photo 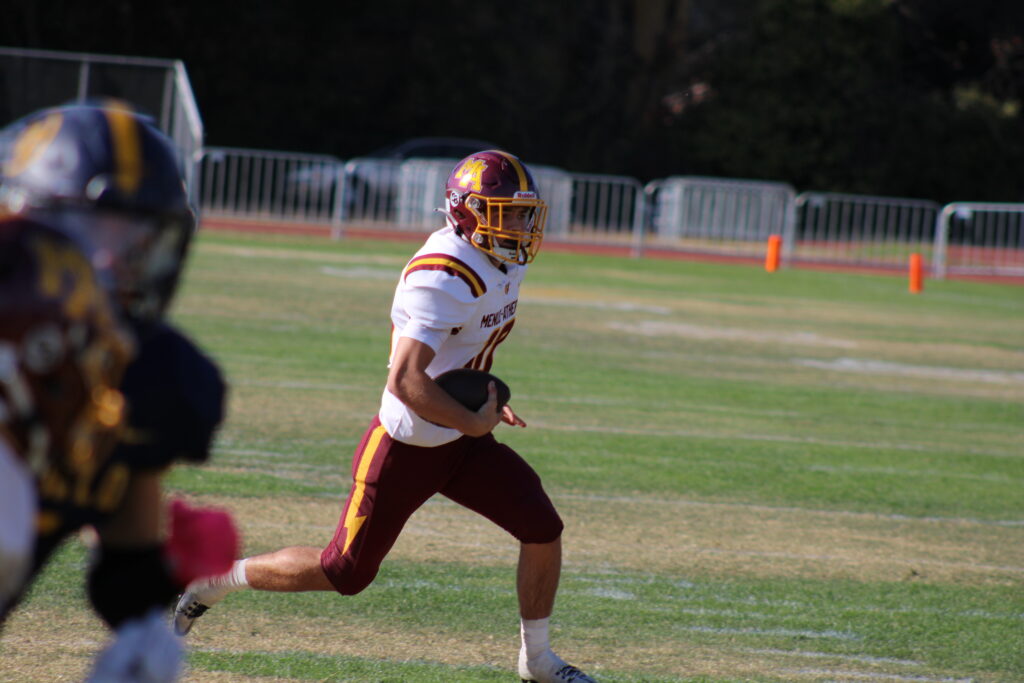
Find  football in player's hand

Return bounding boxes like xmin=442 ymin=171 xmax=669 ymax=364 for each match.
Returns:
xmin=434 ymin=368 xmax=511 ymax=413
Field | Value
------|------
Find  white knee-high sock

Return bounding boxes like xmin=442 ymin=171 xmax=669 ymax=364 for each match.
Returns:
xmin=194 ymin=558 xmax=249 ymax=603
xmin=224 ymin=558 xmax=250 ymax=590
xmin=520 ymin=617 xmax=550 ymax=660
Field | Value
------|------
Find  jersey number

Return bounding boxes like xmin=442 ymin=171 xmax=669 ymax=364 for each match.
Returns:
xmin=467 ymin=320 xmax=514 ymax=372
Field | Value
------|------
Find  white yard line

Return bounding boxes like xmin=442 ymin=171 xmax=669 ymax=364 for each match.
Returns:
xmin=679 ymin=625 xmax=860 ymax=641
xmin=608 ymin=320 xmax=860 ymax=348
xmin=552 ymin=491 xmax=1024 ymax=528
xmin=525 ymin=296 xmax=672 ymax=314
xmin=529 ymin=420 xmax=1021 ymax=460
xmin=201 ymin=242 xmax=403 ymax=266
xmin=796 ymin=357 xmax=1024 ymax=385
xmin=780 ymin=668 xmax=974 ymax=682
xmin=745 ymin=648 xmax=926 ymax=667
xmin=231 ymin=378 xmax=365 ymax=391
xmin=320 ymin=265 xmax=397 ymax=280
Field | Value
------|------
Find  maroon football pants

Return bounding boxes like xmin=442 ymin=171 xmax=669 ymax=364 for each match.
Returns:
xmin=319 ymin=416 xmax=563 ymax=595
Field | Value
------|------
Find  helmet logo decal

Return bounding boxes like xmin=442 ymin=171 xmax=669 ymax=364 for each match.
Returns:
xmin=5 ymin=113 xmax=63 ymax=178
xmin=453 ymin=158 xmax=487 ymax=192
xmin=103 ymin=107 xmax=143 ymax=195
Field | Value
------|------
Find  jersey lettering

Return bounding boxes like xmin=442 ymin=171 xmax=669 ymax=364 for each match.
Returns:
xmin=479 ymin=300 xmax=517 ymax=328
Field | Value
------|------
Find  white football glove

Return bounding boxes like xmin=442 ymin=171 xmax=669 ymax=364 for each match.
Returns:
xmin=85 ymin=607 xmax=183 ymax=683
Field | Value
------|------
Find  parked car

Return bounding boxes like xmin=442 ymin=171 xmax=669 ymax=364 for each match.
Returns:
xmin=359 ymin=136 xmax=500 ymax=161
xmin=277 ymin=155 xmax=346 ymax=221
xmin=342 ymin=136 xmax=501 ymax=221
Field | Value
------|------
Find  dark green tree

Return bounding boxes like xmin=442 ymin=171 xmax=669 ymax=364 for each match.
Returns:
xmin=3 ymin=0 xmax=1022 ymax=200
xmin=662 ymin=0 xmax=1024 ymax=201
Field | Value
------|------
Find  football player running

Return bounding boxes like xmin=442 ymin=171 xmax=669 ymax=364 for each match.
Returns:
xmin=0 ymin=101 xmax=237 ymax=682
xmin=175 ymin=150 xmax=598 ymax=682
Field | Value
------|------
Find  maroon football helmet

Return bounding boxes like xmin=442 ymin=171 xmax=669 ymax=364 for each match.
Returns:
xmin=0 ymin=218 xmax=132 ymax=476
xmin=443 ymin=150 xmax=548 ymax=265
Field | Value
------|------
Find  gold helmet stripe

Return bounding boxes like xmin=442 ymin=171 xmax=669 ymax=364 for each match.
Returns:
xmin=487 ymin=150 xmax=530 ymax=192
xmin=103 ymin=105 xmax=143 ymax=195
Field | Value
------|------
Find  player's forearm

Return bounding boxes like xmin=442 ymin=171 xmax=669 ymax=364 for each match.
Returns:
xmin=389 ymin=368 xmax=494 ymax=436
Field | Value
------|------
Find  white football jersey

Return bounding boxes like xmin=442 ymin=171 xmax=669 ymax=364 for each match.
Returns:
xmin=379 ymin=226 xmax=525 ymax=446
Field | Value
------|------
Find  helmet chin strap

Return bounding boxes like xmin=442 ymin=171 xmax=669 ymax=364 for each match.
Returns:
xmin=437 ymin=207 xmax=481 ymax=247
xmin=435 ymin=206 xmax=512 ymax=269
xmin=434 ymin=207 xmax=461 ymax=233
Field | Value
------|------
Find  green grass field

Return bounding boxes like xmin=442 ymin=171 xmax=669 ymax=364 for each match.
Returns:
xmin=3 ymin=229 xmax=1022 ymax=683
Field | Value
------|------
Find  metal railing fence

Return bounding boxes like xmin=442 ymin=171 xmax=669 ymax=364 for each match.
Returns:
xmin=533 ymin=165 xmax=574 ymax=237
xmin=394 ymin=159 xmax=450 ymax=230
xmin=201 ymin=152 xmax=580 ymax=236
xmin=333 ymin=157 xmax=580 ymax=232
xmin=194 ymin=145 xmax=1024 ymax=280
xmin=4 ymin=47 xmax=1023 ymax=280
xmin=198 ymin=147 xmax=343 ymax=223
xmin=568 ymin=174 xmax=646 ymax=243
xmin=933 ymin=203 xmax=1024 ymax=278
xmin=0 ymin=46 xmax=204 ymax=203
xmin=340 ymin=157 xmax=404 ymax=224
xmin=794 ymin=192 xmax=940 ymax=268
xmin=389 ymin=160 xmax=574 ymax=235
xmin=646 ymin=176 xmax=797 ymax=261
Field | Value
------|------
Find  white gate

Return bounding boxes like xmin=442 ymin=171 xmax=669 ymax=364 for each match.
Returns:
xmin=198 ymin=147 xmax=343 ymax=224
xmin=933 ymin=202 xmax=1024 ymax=278
xmin=795 ymin=192 xmax=939 ymax=268
xmin=648 ymin=176 xmax=797 ymax=260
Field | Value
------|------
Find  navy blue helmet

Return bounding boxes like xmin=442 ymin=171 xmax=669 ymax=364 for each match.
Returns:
xmin=1 ymin=100 xmax=196 ymax=324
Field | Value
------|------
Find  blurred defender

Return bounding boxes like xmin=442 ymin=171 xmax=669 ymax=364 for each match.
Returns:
xmin=0 ymin=219 xmax=132 ymax=620
xmin=0 ymin=101 xmax=236 ymax=682
xmin=175 ymin=150 xmax=599 ymax=683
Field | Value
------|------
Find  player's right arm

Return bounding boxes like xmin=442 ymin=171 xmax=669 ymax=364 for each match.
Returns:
xmin=387 ymin=335 xmax=500 ymax=437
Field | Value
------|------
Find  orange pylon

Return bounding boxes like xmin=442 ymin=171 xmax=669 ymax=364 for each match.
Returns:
xmin=909 ymin=253 xmax=924 ymax=293
xmin=765 ymin=234 xmax=781 ymax=272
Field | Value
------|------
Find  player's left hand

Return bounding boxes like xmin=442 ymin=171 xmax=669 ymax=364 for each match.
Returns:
xmin=501 ymin=404 xmax=526 ymax=428
xmin=84 ymin=607 xmax=182 ymax=682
